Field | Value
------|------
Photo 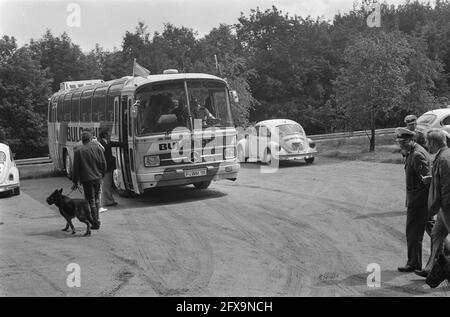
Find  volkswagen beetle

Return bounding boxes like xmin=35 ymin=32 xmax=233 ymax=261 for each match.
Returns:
xmin=237 ymin=119 xmax=317 ymax=164
xmin=0 ymin=142 xmax=20 ymax=196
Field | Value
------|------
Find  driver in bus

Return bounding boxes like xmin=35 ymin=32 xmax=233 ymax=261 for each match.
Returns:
xmin=192 ymin=98 xmax=215 ymax=126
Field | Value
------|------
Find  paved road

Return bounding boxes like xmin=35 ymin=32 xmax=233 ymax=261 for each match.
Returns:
xmin=1 ymin=157 xmax=449 ymax=296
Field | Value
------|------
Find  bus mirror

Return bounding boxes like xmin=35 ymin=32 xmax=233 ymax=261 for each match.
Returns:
xmin=230 ymin=90 xmax=239 ymax=103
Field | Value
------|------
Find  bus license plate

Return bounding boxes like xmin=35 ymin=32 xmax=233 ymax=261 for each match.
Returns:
xmin=185 ymin=169 xmax=207 ymax=178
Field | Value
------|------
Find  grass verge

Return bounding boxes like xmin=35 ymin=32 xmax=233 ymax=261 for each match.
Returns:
xmin=319 ymin=144 xmax=403 ymax=164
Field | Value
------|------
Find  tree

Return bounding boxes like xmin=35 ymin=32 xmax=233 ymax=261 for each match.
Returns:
xmin=334 ymin=31 xmax=413 ymax=151
xmin=0 ymin=35 xmax=52 ymax=157
xmin=29 ymin=30 xmax=98 ymax=92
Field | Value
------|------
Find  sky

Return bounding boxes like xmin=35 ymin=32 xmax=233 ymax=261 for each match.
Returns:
xmin=0 ymin=0 xmax=424 ymax=52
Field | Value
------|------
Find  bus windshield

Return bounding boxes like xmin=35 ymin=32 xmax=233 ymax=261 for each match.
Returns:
xmin=136 ymin=79 xmax=233 ymax=136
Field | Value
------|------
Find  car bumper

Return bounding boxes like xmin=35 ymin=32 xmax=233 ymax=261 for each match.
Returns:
xmin=137 ymin=162 xmax=240 ymax=191
xmin=278 ymin=150 xmax=317 ymax=161
xmin=0 ymin=182 xmax=19 ymax=192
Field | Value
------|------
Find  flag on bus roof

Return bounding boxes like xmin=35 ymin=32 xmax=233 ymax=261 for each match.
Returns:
xmin=133 ymin=59 xmax=150 ymax=77
xmin=366 ymin=2 xmax=381 ymax=28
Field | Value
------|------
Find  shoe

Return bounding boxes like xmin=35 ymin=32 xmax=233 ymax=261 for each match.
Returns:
xmin=91 ymin=225 xmax=100 ymax=230
xmin=414 ymin=270 xmax=428 ymax=278
xmin=398 ymin=265 xmax=418 ymax=273
xmin=99 ymin=207 xmax=108 ymax=213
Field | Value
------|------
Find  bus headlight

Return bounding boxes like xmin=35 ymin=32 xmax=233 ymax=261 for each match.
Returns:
xmin=225 ymin=147 xmax=236 ymax=159
xmin=144 ymin=155 xmax=160 ymax=167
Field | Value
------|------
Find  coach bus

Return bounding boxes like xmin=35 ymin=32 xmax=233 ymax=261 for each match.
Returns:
xmin=48 ymin=70 xmax=240 ymax=196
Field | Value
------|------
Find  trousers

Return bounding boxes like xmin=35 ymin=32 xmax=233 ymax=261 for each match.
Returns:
xmin=406 ymin=205 xmax=428 ymax=269
xmin=101 ymin=171 xmax=116 ymax=206
xmin=82 ymin=179 xmax=102 ymax=227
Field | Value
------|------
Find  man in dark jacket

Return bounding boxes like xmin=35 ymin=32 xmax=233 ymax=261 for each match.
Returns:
xmin=72 ymin=130 xmax=106 ymax=229
xmin=396 ymin=127 xmax=432 ymax=272
xmin=415 ymin=129 xmax=450 ymax=277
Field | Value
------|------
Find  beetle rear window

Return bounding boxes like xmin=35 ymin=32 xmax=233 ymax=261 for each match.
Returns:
xmin=0 ymin=151 xmax=6 ymax=162
xmin=417 ymin=114 xmax=437 ymax=126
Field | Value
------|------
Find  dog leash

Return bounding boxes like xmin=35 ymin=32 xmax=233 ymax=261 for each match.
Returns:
xmin=66 ymin=186 xmax=83 ymax=197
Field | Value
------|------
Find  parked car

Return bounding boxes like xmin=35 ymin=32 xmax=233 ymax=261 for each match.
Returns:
xmin=237 ymin=119 xmax=317 ymax=164
xmin=0 ymin=142 xmax=20 ymax=196
xmin=416 ymin=108 xmax=450 ymax=143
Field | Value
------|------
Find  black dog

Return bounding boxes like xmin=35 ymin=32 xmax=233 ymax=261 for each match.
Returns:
xmin=46 ymin=189 xmax=95 ymax=236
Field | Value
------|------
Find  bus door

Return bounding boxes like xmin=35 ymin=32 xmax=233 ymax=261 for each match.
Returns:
xmin=126 ymin=95 xmax=139 ymax=193
xmin=51 ymin=99 xmax=61 ymax=169
xmin=116 ymin=95 xmax=138 ymax=194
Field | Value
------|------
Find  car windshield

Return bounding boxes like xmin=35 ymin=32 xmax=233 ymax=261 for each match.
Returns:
xmin=417 ymin=114 xmax=437 ymax=126
xmin=277 ymin=124 xmax=305 ymax=137
xmin=136 ymin=79 xmax=233 ymax=136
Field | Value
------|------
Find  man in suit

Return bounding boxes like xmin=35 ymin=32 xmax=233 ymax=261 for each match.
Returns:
xmin=415 ymin=129 xmax=450 ymax=277
xmin=396 ymin=127 xmax=432 ymax=272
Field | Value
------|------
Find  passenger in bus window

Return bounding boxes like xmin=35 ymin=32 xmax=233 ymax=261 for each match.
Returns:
xmin=169 ymin=98 xmax=188 ymax=127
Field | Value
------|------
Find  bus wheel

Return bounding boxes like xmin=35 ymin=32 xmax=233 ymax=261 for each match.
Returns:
xmin=193 ymin=181 xmax=211 ymax=189
xmin=64 ymin=153 xmax=72 ymax=179
xmin=305 ymin=157 xmax=315 ymax=164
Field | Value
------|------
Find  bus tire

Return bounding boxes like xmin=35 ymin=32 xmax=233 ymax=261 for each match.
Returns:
xmin=193 ymin=181 xmax=211 ymax=189
xmin=305 ymin=157 xmax=315 ymax=164
xmin=117 ymin=189 xmax=135 ymax=198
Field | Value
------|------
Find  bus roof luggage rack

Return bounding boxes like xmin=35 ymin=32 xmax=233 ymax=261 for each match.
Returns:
xmin=59 ymin=79 xmax=104 ymax=91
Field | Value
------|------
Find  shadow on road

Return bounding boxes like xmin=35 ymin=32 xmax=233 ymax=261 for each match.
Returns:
xmin=25 ymin=229 xmax=90 ymax=239
xmin=354 ymin=211 xmax=405 ymax=220
xmin=239 ymin=156 xmax=342 ymax=170
xmin=114 ymin=186 xmax=228 ymax=210
xmin=316 ymin=270 xmax=450 ymax=296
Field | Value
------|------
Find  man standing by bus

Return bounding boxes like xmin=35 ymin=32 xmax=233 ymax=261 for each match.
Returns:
xmin=72 ymin=130 xmax=106 ymax=230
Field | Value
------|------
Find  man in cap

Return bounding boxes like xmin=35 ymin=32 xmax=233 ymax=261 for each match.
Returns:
xmin=72 ymin=130 xmax=107 ymax=230
xmin=404 ymin=114 xmax=427 ymax=149
xmin=396 ymin=127 xmax=432 ymax=272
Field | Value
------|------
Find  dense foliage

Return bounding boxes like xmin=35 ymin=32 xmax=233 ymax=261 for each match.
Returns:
xmin=2 ymin=1 xmax=450 ymax=156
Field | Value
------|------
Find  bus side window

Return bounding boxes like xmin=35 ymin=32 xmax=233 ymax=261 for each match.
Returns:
xmin=93 ymin=89 xmax=106 ymax=122
xmin=114 ymin=98 xmax=119 ymax=134
xmin=106 ymin=95 xmax=114 ymax=122
xmin=71 ymin=94 xmax=80 ymax=122
xmin=81 ymin=90 xmax=93 ymax=122
xmin=128 ymin=99 xmax=132 ymax=137
xmin=57 ymin=95 xmax=64 ymax=122
xmin=48 ymin=101 xmax=53 ymax=123
xmin=63 ymin=94 xmax=72 ymax=122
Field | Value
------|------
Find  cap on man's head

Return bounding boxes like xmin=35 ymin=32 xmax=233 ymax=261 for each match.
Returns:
xmin=395 ymin=127 xmax=415 ymax=141
xmin=404 ymin=115 xmax=417 ymax=124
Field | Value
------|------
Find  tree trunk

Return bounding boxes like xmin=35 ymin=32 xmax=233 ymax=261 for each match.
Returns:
xmin=370 ymin=106 xmax=375 ymax=152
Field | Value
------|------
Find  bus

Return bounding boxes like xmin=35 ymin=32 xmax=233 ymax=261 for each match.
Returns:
xmin=48 ymin=70 xmax=240 ymax=196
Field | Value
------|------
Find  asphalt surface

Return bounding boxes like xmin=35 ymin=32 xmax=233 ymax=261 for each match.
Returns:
xmin=1 ymin=157 xmax=449 ymax=296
